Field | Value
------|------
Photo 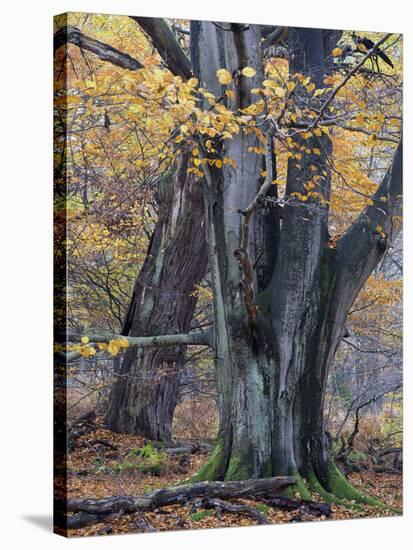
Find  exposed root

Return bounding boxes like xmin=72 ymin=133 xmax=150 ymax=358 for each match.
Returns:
xmin=283 ymin=468 xmax=312 ymax=501
xmin=304 ymin=467 xmax=355 ymax=508
xmin=193 ymin=453 xmax=397 ymax=514
xmin=324 ymin=461 xmax=386 ymax=508
xmin=302 ymin=461 xmax=398 ymax=512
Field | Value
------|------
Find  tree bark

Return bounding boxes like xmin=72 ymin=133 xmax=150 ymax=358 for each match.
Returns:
xmin=62 ymin=476 xmax=294 ymax=528
xmin=191 ymin=22 xmax=401 ymax=505
xmin=54 ymin=25 xmax=143 ymax=70
xmin=105 ymin=155 xmax=208 ymax=441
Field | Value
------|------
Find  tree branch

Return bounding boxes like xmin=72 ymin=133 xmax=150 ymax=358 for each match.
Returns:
xmin=311 ymin=33 xmax=392 ymax=129
xmin=337 ymin=139 xmax=402 ymax=276
xmin=234 ymin=133 xmax=276 ymax=335
xmin=324 ymin=139 xmax=402 ymax=365
xmin=61 ymin=331 xmax=211 ymax=362
xmin=129 ymin=17 xmax=192 ymax=79
xmin=54 ymin=25 xmax=143 ymax=70
xmin=260 ymin=26 xmax=288 ymax=50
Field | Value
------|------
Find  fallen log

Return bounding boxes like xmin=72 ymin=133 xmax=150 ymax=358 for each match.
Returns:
xmin=68 ymin=411 xmax=97 ymax=452
xmin=147 ymin=439 xmax=214 ymax=454
xmin=72 ymin=410 xmax=96 ymax=426
xmin=379 ymin=446 xmax=402 ymax=457
xmin=87 ymin=438 xmax=118 ymax=451
xmin=67 ymin=510 xmax=123 ymax=529
xmin=65 ymin=476 xmax=295 ymax=528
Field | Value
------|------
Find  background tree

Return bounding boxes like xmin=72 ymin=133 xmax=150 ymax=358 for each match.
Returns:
xmin=55 ymin=14 xmax=209 ymax=440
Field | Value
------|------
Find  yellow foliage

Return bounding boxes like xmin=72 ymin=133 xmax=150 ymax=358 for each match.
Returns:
xmin=241 ymin=67 xmax=256 ymax=77
xmin=216 ymin=68 xmax=232 ymax=85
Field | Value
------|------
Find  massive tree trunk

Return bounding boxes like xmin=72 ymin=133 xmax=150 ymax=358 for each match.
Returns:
xmin=57 ymin=17 xmax=401 ymax=496
xmin=191 ymin=22 xmax=402 ymax=504
xmin=105 ymin=155 xmax=208 ymax=440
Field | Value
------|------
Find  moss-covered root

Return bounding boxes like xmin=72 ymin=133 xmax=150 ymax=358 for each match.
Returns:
xmin=283 ymin=468 xmax=312 ymax=501
xmin=323 ymin=461 xmax=385 ymax=508
xmin=191 ymin=440 xmax=226 ymax=482
xmin=305 ymin=467 xmax=358 ymax=508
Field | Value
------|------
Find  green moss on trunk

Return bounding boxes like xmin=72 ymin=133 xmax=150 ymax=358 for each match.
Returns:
xmin=283 ymin=468 xmax=312 ymax=500
xmin=305 ymin=467 xmax=358 ymax=507
xmin=191 ymin=440 xmax=225 ymax=482
xmin=224 ymin=454 xmax=252 ymax=481
xmin=324 ymin=461 xmax=385 ymax=508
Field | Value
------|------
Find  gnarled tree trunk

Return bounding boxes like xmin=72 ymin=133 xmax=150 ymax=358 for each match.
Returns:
xmin=191 ymin=22 xmax=401 ymax=506
xmin=105 ymin=155 xmax=208 ymax=440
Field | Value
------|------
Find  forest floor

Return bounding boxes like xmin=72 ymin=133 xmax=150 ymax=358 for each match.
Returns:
xmin=63 ymin=416 xmax=403 ymax=537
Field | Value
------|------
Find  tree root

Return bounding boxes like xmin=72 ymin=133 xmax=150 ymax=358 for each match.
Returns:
xmin=302 ymin=461 xmax=398 ymax=512
xmin=283 ymin=468 xmax=312 ymax=500
xmin=191 ymin=497 xmax=271 ymax=525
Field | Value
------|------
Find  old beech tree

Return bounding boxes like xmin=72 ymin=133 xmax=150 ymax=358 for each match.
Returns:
xmin=59 ymin=18 xmax=402 ymax=503
xmin=188 ymin=24 xmax=401 ymax=503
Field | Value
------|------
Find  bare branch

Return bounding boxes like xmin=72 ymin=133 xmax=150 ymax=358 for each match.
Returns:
xmin=54 ymin=25 xmax=143 ymax=71
xmin=129 ymin=17 xmax=192 ymax=79
xmin=261 ymin=26 xmax=288 ymax=49
xmin=311 ymin=33 xmax=392 ymax=129
xmin=60 ymin=331 xmax=211 ymax=362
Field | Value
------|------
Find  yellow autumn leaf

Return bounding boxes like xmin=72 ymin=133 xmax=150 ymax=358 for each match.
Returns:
xmin=216 ymin=68 xmax=232 ymax=85
xmin=107 ymin=344 xmax=119 ymax=357
xmin=332 ymin=47 xmax=342 ymax=57
xmin=262 ymin=80 xmax=285 ymax=97
xmin=66 ymin=95 xmax=83 ymax=104
xmin=355 ymin=113 xmax=364 ymax=125
xmin=241 ymin=67 xmax=256 ymax=78
xmin=187 ymin=77 xmax=199 ymax=88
